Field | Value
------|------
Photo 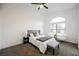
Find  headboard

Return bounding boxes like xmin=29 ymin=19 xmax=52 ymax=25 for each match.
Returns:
xmin=27 ymin=30 xmax=40 ymax=34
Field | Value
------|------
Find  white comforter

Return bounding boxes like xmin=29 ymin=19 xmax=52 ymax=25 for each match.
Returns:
xmin=29 ymin=35 xmax=59 ymax=54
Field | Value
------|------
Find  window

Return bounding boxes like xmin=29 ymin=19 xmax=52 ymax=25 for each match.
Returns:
xmin=49 ymin=17 xmax=65 ymax=36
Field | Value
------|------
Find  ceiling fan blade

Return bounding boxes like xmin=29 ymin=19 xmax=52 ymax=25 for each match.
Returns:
xmin=32 ymin=3 xmax=39 ymax=5
xmin=32 ymin=3 xmax=48 ymax=10
xmin=32 ymin=3 xmax=46 ymax=5
xmin=43 ymin=5 xmax=48 ymax=9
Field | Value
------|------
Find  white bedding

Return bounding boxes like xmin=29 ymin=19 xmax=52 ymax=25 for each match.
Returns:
xmin=29 ymin=35 xmax=59 ymax=54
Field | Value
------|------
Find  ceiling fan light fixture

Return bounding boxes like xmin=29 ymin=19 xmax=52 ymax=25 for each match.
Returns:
xmin=39 ymin=5 xmax=44 ymax=8
xmin=32 ymin=3 xmax=48 ymax=10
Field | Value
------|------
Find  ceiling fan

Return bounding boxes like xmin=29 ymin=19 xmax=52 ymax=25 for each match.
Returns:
xmin=32 ymin=3 xmax=48 ymax=10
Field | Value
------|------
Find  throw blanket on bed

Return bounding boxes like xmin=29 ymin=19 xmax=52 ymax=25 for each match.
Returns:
xmin=36 ymin=36 xmax=52 ymax=42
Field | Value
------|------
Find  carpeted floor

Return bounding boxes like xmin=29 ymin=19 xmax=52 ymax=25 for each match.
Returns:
xmin=0 ymin=42 xmax=79 ymax=56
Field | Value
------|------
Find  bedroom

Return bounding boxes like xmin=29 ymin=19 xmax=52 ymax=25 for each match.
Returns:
xmin=0 ymin=3 xmax=79 ymax=56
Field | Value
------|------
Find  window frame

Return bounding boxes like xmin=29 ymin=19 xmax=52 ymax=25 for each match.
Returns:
xmin=49 ymin=21 xmax=65 ymax=36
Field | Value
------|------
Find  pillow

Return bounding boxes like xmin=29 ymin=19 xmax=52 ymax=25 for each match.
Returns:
xmin=33 ymin=32 xmax=37 ymax=37
xmin=36 ymin=32 xmax=40 ymax=36
xmin=27 ymin=33 xmax=30 ymax=37
xmin=33 ymin=32 xmax=40 ymax=37
xmin=30 ymin=33 xmax=34 ymax=37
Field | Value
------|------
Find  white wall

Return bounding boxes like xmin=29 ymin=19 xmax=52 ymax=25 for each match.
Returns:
xmin=43 ymin=7 xmax=78 ymax=44
xmin=0 ymin=11 xmax=2 ymax=50
xmin=0 ymin=20 xmax=1 ymax=49
xmin=0 ymin=4 xmax=44 ymax=49
xmin=77 ymin=4 xmax=79 ymax=48
xmin=0 ymin=5 xmax=2 ymax=49
xmin=0 ymin=10 xmax=1 ymax=49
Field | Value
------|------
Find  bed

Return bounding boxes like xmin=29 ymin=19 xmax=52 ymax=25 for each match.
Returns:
xmin=27 ymin=30 xmax=59 ymax=54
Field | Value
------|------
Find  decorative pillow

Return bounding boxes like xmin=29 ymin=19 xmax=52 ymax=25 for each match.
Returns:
xmin=33 ymin=32 xmax=37 ymax=37
xmin=27 ymin=33 xmax=30 ymax=37
xmin=30 ymin=33 xmax=34 ymax=37
xmin=36 ymin=32 xmax=40 ymax=36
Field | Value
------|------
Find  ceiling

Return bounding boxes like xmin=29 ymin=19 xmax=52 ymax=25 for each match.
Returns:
xmin=31 ymin=3 xmax=77 ymax=13
xmin=1 ymin=3 xmax=78 ymax=14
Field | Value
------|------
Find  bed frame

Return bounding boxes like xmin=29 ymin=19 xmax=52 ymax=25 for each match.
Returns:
xmin=27 ymin=30 xmax=40 ymax=34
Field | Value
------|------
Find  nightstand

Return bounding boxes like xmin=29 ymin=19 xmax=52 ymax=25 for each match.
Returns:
xmin=23 ymin=37 xmax=29 ymax=44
